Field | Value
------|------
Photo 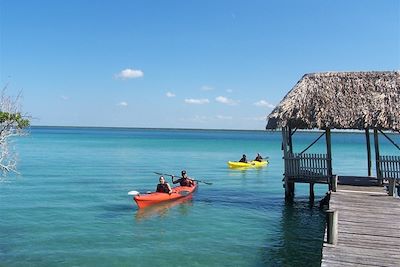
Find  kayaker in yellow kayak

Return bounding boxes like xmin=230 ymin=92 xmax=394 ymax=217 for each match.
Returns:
xmin=172 ymin=170 xmax=195 ymax=187
xmin=156 ymin=176 xmax=173 ymax=194
xmin=254 ymin=153 xmax=263 ymax=162
xmin=239 ymin=154 xmax=248 ymax=163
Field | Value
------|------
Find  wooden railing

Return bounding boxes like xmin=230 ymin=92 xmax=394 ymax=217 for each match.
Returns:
xmin=284 ymin=153 xmax=330 ymax=182
xmin=378 ymin=155 xmax=400 ymax=179
xmin=378 ymin=155 xmax=400 ymax=196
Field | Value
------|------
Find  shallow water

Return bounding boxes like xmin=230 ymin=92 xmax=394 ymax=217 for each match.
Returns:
xmin=0 ymin=127 xmax=398 ymax=266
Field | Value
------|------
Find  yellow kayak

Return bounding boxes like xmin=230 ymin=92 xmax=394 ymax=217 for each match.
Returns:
xmin=227 ymin=160 xmax=268 ymax=168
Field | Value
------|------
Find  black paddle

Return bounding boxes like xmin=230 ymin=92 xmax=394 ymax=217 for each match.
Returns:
xmin=154 ymin=172 xmax=213 ymax=185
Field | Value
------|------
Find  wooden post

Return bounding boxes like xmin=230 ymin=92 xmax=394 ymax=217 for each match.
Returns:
xmin=282 ymin=127 xmax=294 ymax=200
xmin=288 ymin=127 xmax=295 ymax=198
xmin=365 ymin=128 xmax=372 ymax=177
xmin=282 ymin=127 xmax=289 ymax=199
xmin=374 ymin=128 xmax=381 ymax=185
xmin=326 ymin=128 xmax=333 ymax=190
xmin=326 ymin=209 xmax=338 ymax=245
xmin=288 ymin=127 xmax=293 ymax=154
xmin=288 ymin=182 xmax=295 ymax=198
xmin=388 ymin=178 xmax=395 ymax=197
xmin=332 ymin=175 xmax=338 ymax=192
xmin=310 ymin=183 xmax=315 ymax=202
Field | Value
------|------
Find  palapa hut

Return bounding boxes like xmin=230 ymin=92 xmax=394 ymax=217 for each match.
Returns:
xmin=266 ymin=71 xmax=400 ymax=199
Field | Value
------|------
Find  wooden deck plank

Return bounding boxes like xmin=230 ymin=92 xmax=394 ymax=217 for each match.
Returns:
xmin=323 ymin=242 xmax=400 ymax=253
xmin=338 ymin=225 xmax=400 ymax=236
xmin=322 ymin=259 xmax=382 ymax=267
xmin=321 ymin=183 xmax=400 ymax=266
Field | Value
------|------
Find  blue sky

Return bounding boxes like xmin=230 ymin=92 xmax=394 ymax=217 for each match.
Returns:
xmin=1 ymin=0 xmax=399 ymax=130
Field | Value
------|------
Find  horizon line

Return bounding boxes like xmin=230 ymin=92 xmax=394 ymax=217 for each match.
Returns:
xmin=29 ymin=125 xmax=268 ymax=132
xmin=28 ymin=125 xmax=390 ymax=134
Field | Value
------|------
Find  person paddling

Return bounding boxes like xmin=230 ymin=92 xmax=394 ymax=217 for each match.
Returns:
xmin=254 ymin=153 xmax=263 ymax=162
xmin=156 ymin=176 xmax=172 ymax=194
xmin=172 ymin=170 xmax=195 ymax=187
xmin=239 ymin=154 xmax=247 ymax=163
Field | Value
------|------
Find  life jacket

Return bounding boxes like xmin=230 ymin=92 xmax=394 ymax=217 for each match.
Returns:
xmin=239 ymin=157 xmax=247 ymax=163
xmin=156 ymin=183 xmax=170 ymax=193
xmin=180 ymin=178 xmax=193 ymax=187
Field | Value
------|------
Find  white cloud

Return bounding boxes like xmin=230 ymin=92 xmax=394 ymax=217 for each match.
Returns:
xmin=118 ymin=101 xmax=128 ymax=106
xmin=184 ymin=98 xmax=210 ymax=104
xmin=216 ymin=115 xmax=232 ymax=120
xmin=226 ymin=89 xmax=233 ymax=93
xmin=115 ymin=68 xmax=144 ymax=79
xmin=215 ymin=96 xmax=238 ymax=105
xmin=166 ymin=92 xmax=176 ymax=97
xmin=61 ymin=95 xmax=69 ymax=100
xmin=201 ymin=85 xmax=214 ymax=91
xmin=254 ymin=100 xmax=275 ymax=108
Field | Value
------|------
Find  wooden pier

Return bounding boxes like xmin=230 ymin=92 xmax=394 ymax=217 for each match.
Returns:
xmin=321 ymin=181 xmax=400 ymax=267
xmin=265 ymin=72 xmax=400 ymax=266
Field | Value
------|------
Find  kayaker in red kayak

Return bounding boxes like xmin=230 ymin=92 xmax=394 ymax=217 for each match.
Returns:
xmin=156 ymin=176 xmax=173 ymax=194
xmin=172 ymin=170 xmax=195 ymax=187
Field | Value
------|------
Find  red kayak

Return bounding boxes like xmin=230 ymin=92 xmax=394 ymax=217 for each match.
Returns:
xmin=134 ymin=183 xmax=198 ymax=208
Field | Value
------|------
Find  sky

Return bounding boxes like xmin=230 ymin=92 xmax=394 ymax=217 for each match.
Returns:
xmin=1 ymin=0 xmax=399 ymax=130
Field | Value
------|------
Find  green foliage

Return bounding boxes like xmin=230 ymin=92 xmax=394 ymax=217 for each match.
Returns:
xmin=0 ymin=111 xmax=29 ymax=129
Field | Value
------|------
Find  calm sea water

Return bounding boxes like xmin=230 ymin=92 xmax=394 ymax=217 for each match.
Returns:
xmin=0 ymin=127 xmax=398 ymax=266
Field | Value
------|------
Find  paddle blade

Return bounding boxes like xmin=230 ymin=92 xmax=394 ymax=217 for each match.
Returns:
xmin=128 ymin=190 xmax=140 ymax=196
xmin=194 ymin=179 xmax=212 ymax=185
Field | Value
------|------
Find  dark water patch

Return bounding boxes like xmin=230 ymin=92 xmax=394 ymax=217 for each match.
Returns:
xmin=0 ymin=225 xmax=27 ymax=263
xmin=260 ymin=199 xmax=325 ymax=267
xmin=195 ymin=187 xmax=324 ymax=213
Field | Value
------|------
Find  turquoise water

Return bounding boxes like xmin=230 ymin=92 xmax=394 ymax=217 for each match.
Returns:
xmin=0 ymin=127 xmax=398 ymax=266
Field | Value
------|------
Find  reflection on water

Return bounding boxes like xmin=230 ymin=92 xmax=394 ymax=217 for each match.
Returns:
xmin=227 ymin=166 xmax=268 ymax=181
xmin=135 ymin=196 xmax=194 ymax=221
xmin=261 ymin=199 xmax=325 ymax=267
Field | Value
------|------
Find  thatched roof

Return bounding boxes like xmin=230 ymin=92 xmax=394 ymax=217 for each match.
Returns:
xmin=266 ymin=71 xmax=400 ymax=131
